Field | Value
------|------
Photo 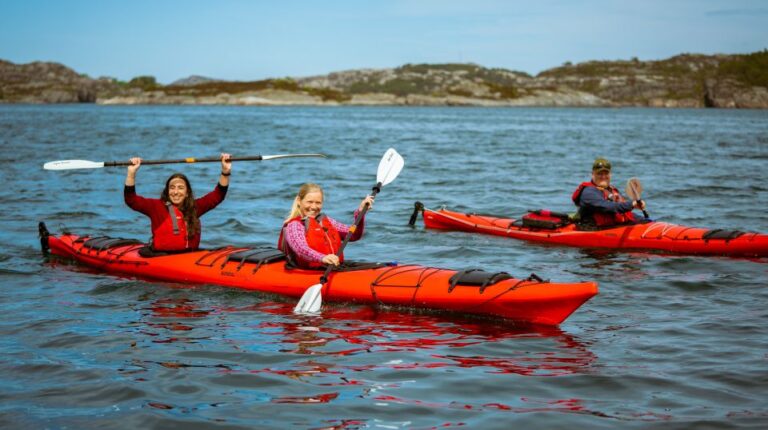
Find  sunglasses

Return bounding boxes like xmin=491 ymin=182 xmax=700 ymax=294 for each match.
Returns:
xmin=593 ymin=162 xmax=611 ymax=171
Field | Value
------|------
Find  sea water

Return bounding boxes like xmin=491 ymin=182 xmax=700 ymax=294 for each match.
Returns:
xmin=0 ymin=105 xmax=767 ymax=429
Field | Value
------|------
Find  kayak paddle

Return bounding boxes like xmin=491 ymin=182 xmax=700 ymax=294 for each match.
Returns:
xmin=43 ymin=153 xmax=327 ymax=170
xmin=625 ymin=177 xmax=650 ymax=219
xmin=293 ymin=148 xmax=405 ymax=315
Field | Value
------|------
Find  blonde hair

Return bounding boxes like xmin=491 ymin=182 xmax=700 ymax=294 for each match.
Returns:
xmin=284 ymin=183 xmax=324 ymax=223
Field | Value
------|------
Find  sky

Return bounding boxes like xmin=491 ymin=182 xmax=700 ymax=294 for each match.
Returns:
xmin=1 ymin=0 xmax=767 ymax=84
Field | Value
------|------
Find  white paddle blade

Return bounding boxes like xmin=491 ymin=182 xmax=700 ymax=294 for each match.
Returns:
xmin=376 ymin=148 xmax=405 ymax=186
xmin=294 ymin=284 xmax=323 ymax=314
xmin=626 ymin=177 xmax=643 ymax=201
xmin=44 ymin=160 xmax=106 ymax=170
xmin=261 ymin=153 xmax=327 ymax=161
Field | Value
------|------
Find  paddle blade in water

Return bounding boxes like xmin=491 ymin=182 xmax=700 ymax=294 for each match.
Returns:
xmin=294 ymin=284 xmax=323 ymax=314
xmin=626 ymin=177 xmax=643 ymax=201
xmin=44 ymin=160 xmax=106 ymax=170
xmin=377 ymin=148 xmax=405 ymax=186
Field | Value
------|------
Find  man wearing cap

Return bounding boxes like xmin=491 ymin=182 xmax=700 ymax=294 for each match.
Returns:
xmin=571 ymin=157 xmax=646 ymax=228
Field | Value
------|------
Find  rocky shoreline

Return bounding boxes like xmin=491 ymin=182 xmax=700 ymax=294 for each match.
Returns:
xmin=2 ymin=50 xmax=767 ymax=108
xmin=96 ymin=89 xmax=609 ymax=107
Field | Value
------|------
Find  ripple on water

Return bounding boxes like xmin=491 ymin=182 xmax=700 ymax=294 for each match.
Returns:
xmin=2 ymin=106 xmax=768 ymax=429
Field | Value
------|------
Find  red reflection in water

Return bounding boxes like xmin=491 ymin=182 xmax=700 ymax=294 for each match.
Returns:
xmin=426 ymin=423 xmax=466 ymax=429
xmin=272 ymin=391 xmax=339 ymax=404
xmin=136 ymin=297 xmax=213 ymax=344
xmin=147 ymin=297 xmax=210 ymax=319
xmin=133 ymin=296 xmax=596 ymax=380
xmin=431 ymin=352 xmax=593 ymax=376
xmin=147 ymin=401 xmax=173 ymax=410
xmin=211 ymin=303 xmax=598 ymax=380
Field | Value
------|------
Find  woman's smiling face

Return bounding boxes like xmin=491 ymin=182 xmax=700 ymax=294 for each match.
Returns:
xmin=299 ymin=191 xmax=323 ymax=218
xmin=167 ymin=177 xmax=189 ymax=206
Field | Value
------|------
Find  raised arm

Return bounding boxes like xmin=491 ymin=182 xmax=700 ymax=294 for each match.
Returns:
xmin=125 ymin=157 xmax=141 ymax=186
xmin=219 ymin=152 xmax=232 ymax=187
xmin=123 ymin=157 xmax=155 ymax=215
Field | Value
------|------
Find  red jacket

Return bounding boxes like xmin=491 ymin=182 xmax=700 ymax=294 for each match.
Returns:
xmin=124 ymin=184 xmax=227 ymax=251
xmin=572 ymin=181 xmax=635 ymax=227
xmin=278 ymin=214 xmax=343 ymax=268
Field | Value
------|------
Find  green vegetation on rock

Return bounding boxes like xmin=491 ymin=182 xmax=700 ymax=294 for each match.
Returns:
xmin=718 ymin=49 xmax=768 ymax=87
xmin=128 ymin=76 xmax=159 ymax=91
xmin=161 ymin=77 xmax=348 ymax=101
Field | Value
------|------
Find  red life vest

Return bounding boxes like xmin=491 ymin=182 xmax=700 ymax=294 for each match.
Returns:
xmin=572 ymin=181 xmax=636 ymax=227
xmin=278 ymin=214 xmax=343 ymax=268
xmin=152 ymin=203 xmax=199 ymax=251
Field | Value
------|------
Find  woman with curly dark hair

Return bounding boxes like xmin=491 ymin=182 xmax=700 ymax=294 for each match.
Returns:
xmin=124 ymin=153 xmax=231 ymax=252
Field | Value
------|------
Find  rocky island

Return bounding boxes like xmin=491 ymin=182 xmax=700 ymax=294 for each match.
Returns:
xmin=2 ymin=50 xmax=767 ymax=108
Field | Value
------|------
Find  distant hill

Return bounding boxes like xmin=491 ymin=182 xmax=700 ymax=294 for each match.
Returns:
xmin=0 ymin=59 xmax=121 ymax=103
xmin=535 ymin=52 xmax=768 ymax=108
xmin=169 ymin=75 xmax=221 ymax=86
xmin=2 ymin=50 xmax=767 ymax=108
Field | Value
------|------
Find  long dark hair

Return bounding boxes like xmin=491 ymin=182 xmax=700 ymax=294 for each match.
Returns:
xmin=160 ymin=173 xmax=199 ymax=239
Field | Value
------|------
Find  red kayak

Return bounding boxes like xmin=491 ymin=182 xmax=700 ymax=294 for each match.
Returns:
xmin=411 ymin=202 xmax=768 ymax=257
xmin=39 ymin=223 xmax=597 ymax=326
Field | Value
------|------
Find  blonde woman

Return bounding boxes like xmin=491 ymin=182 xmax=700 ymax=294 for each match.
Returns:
xmin=278 ymin=183 xmax=374 ymax=268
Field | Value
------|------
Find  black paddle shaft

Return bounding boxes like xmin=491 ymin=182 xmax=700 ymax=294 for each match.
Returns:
xmin=103 ymin=155 xmax=262 ymax=167
xmin=638 ymin=201 xmax=649 ymax=219
xmin=319 ymin=182 xmax=382 ymax=283
xmin=408 ymin=201 xmax=424 ymax=226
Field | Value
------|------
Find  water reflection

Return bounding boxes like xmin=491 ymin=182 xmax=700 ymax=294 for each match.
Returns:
xmin=134 ymin=296 xmax=596 ymax=378
xmin=134 ymin=296 xmax=213 ymax=344
xmin=368 ymin=394 xmax=673 ymax=421
xmin=578 ymin=247 xmax=768 ymax=265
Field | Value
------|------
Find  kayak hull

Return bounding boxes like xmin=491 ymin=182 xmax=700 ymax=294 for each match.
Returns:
xmin=422 ymin=206 xmax=768 ymax=257
xmin=44 ymin=232 xmax=598 ymax=326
